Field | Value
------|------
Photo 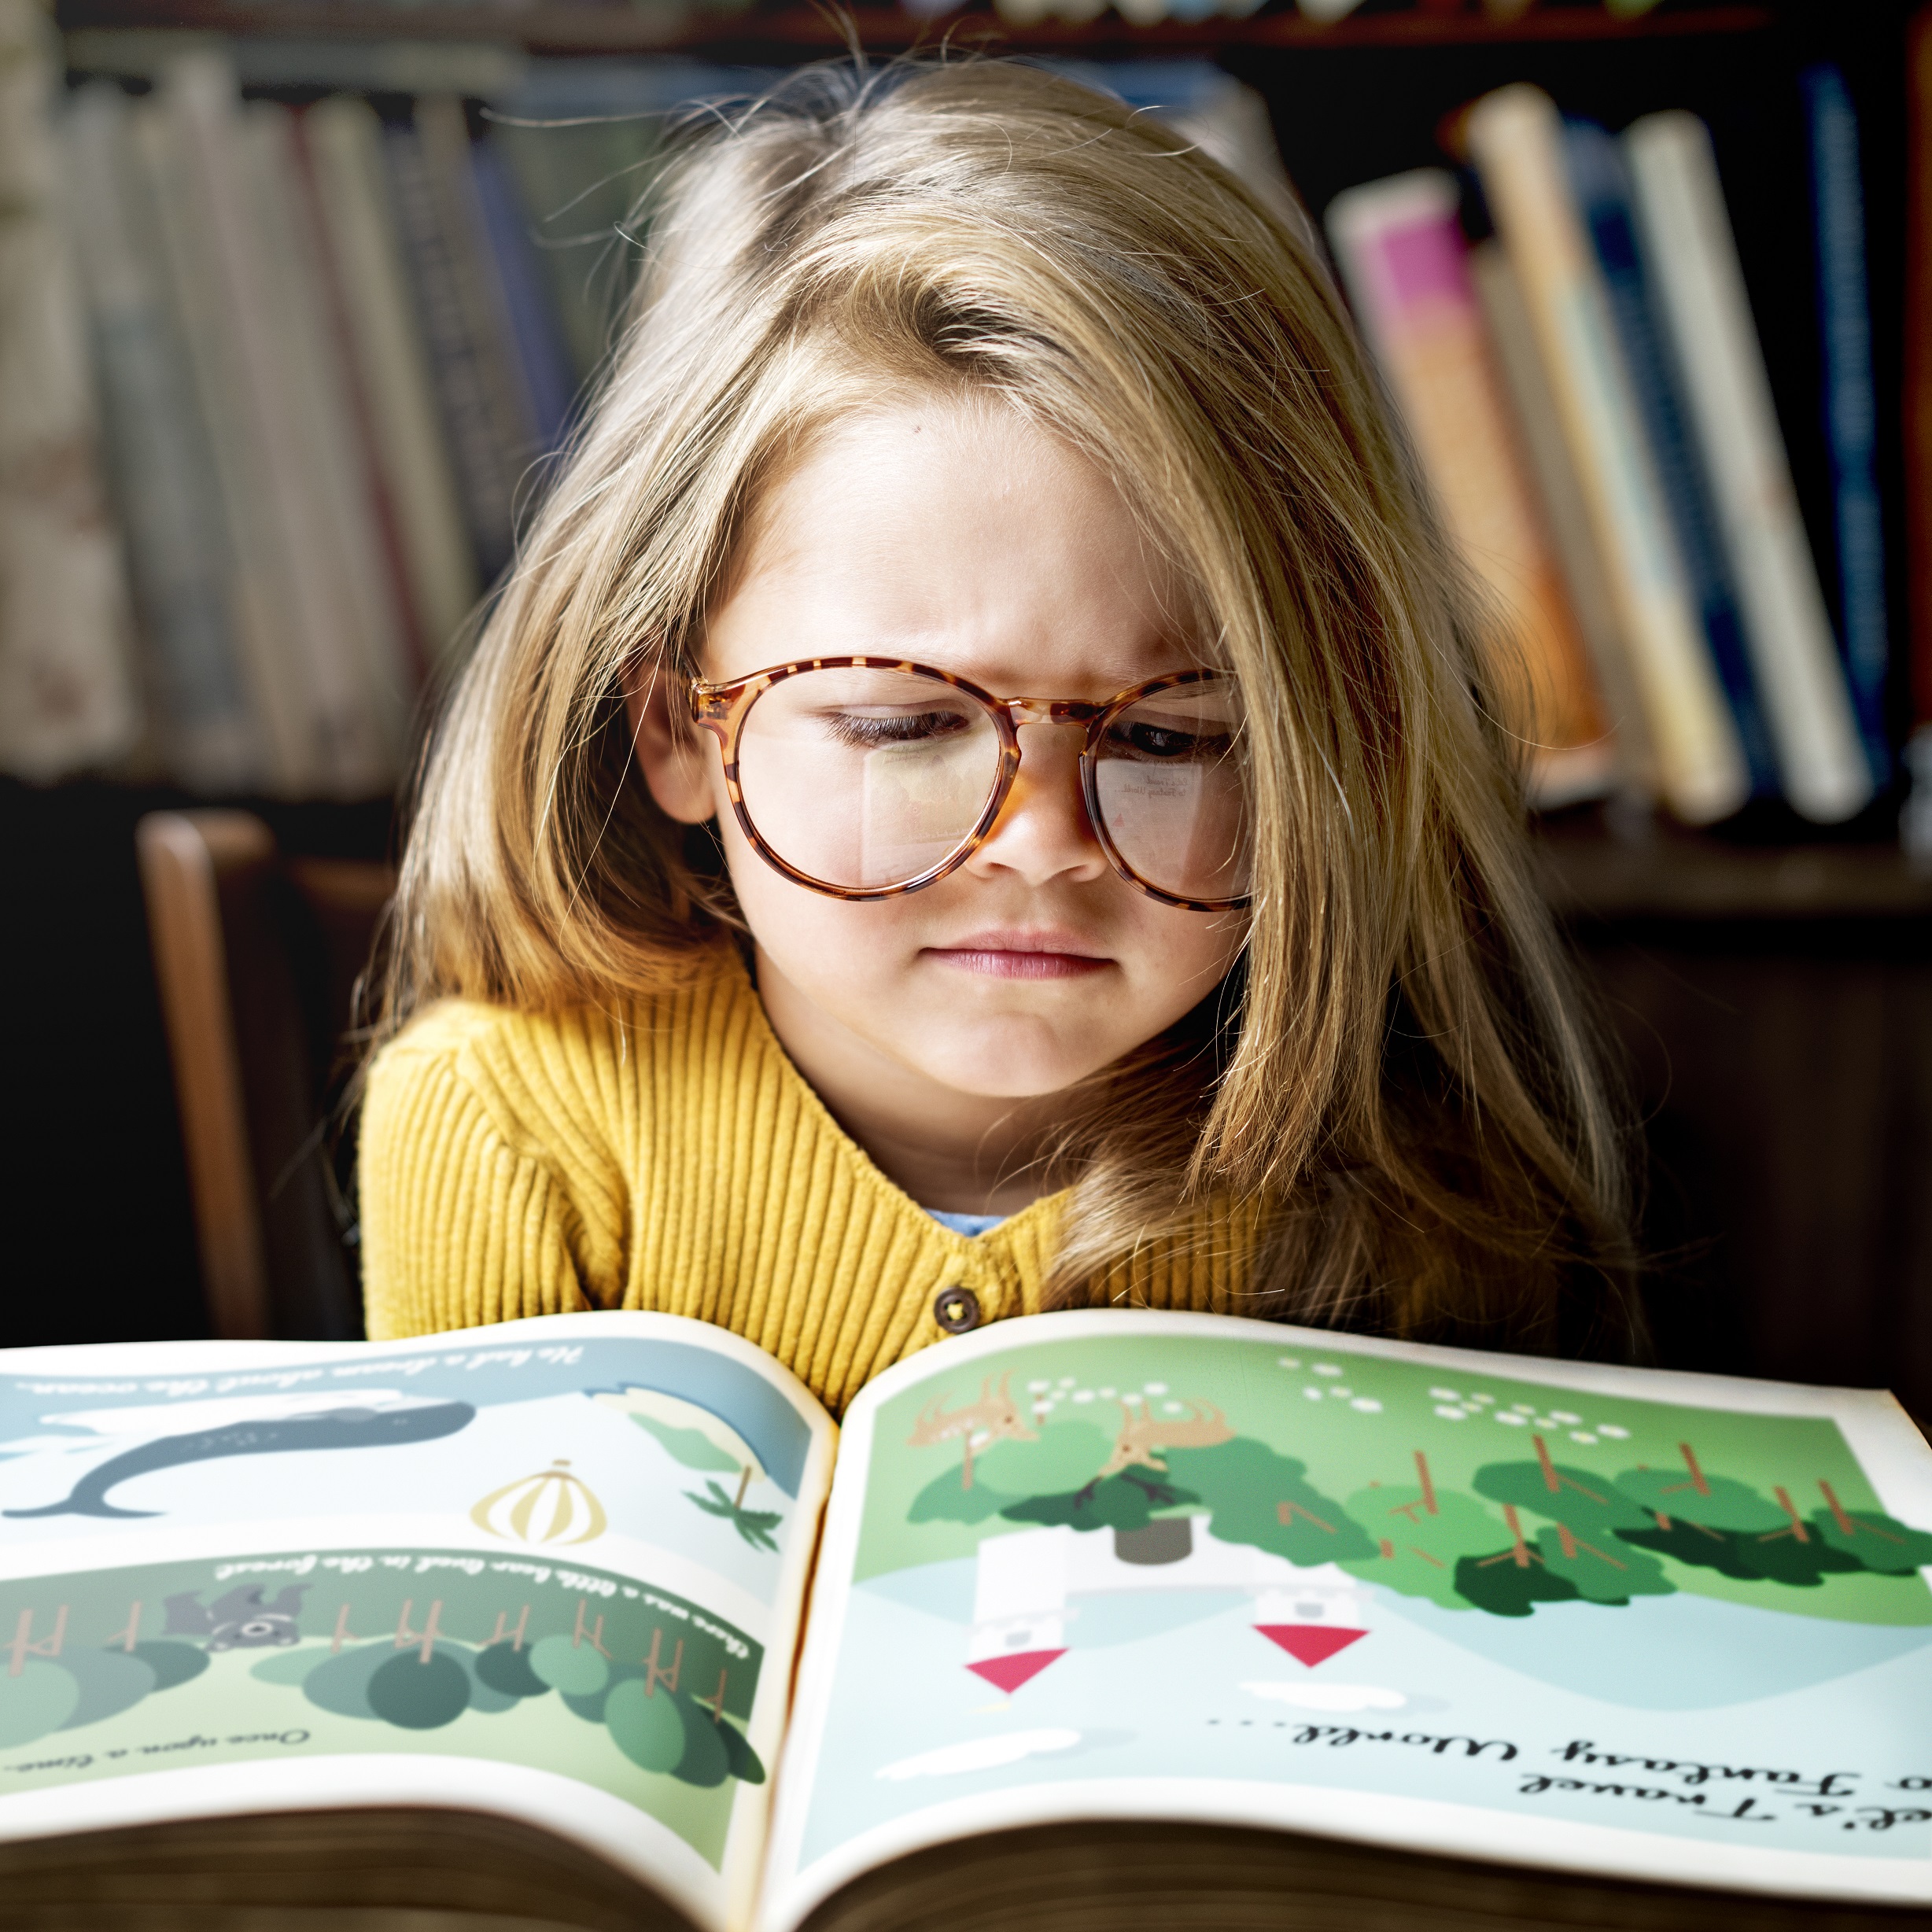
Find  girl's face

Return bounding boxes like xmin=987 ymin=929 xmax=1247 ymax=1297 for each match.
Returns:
xmin=636 ymin=399 xmax=1247 ymax=1196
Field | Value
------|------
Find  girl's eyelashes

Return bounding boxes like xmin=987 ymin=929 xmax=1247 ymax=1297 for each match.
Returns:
xmin=1102 ymin=721 xmax=1230 ymax=762
xmin=822 ymin=707 xmax=976 ymax=748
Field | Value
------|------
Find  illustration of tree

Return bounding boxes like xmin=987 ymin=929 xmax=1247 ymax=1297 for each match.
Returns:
xmin=1812 ymin=1481 xmax=1932 ymax=1574
xmin=1531 ymin=1521 xmax=1674 ymax=1604
xmin=685 ymin=1480 xmax=783 ymax=1551
xmin=1476 ymin=1440 xmax=1654 ymax=1538
xmin=909 ymin=1421 xmax=1113 ymax=1527
xmin=1465 ymin=1440 xmax=1675 ymax=1608
xmin=1000 ymin=1468 xmax=1200 ymax=1536
xmin=909 ymin=1472 xmax=1017 ymax=1525
xmin=1613 ymin=1443 xmax=1790 ymax=1535
xmin=1338 ymin=1458 xmax=1510 ymax=1609
xmin=1452 ymin=1506 xmax=1586 ymax=1617
xmin=1162 ymin=1440 xmax=1375 ymax=1567
xmin=1613 ymin=1444 xmax=1875 ymax=1589
xmin=594 ymin=1386 xmax=774 ymax=1528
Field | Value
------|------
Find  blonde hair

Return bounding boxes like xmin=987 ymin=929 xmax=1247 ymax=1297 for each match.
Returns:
xmin=374 ymin=57 xmax=1639 ymax=1357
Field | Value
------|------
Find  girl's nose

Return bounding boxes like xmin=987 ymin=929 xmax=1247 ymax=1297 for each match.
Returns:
xmin=963 ymin=721 xmax=1110 ymax=888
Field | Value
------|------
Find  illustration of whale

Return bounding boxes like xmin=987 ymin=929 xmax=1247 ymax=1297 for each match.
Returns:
xmin=2 ymin=1402 xmax=477 ymax=1520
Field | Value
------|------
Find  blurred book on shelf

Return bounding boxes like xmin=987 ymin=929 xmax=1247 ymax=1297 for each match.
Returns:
xmin=1908 ymin=6 xmax=1932 ymax=870
xmin=0 ymin=0 xmax=142 ymax=786
xmin=1329 ymin=78 xmax=1893 ymax=834
xmin=24 ymin=47 xmax=1285 ymax=798
xmin=1325 ymin=167 xmax=1617 ymax=809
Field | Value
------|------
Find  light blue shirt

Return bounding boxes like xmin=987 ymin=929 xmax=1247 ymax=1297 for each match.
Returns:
xmin=925 ymin=1208 xmax=1006 ymax=1239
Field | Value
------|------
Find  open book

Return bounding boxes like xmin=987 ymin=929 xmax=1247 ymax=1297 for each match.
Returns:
xmin=3 ymin=1309 xmax=1931 ymax=1929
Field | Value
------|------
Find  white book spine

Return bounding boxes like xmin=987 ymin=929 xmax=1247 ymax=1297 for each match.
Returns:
xmin=1467 ymin=85 xmax=1748 ymax=826
xmin=1624 ymin=110 xmax=1873 ymax=826
xmin=303 ymin=94 xmax=478 ymax=673
xmin=0 ymin=0 xmax=142 ymax=783
xmin=242 ymin=99 xmax=410 ymax=783
xmin=138 ymin=72 xmax=318 ymax=795
xmin=164 ymin=53 xmax=389 ymax=798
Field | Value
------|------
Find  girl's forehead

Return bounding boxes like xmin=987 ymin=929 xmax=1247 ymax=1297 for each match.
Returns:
xmin=700 ymin=397 xmax=1207 ymax=697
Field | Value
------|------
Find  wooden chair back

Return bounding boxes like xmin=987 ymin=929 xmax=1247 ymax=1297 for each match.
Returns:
xmin=137 ymin=810 xmax=392 ymax=1340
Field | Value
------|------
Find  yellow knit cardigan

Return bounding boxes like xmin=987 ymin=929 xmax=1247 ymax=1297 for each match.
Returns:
xmin=359 ymin=949 xmax=1255 ymax=1413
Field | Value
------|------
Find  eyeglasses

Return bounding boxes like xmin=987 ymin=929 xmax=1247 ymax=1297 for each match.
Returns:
xmin=688 ymin=658 xmax=1251 ymax=910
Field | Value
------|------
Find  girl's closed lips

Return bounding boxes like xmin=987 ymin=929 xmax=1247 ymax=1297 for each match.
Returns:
xmin=922 ymin=931 xmax=1111 ymax=980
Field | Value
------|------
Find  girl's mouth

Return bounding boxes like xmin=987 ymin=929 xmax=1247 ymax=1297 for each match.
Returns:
xmin=923 ymin=931 xmax=1112 ymax=979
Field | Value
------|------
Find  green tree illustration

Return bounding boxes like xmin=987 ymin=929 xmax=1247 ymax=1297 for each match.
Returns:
xmin=1532 ymin=1522 xmax=1673 ymax=1604
xmin=1469 ymin=1440 xmax=1675 ymax=1608
xmin=1475 ymin=1445 xmax=1654 ymax=1537
xmin=1454 ymin=1549 xmax=1583 ymax=1617
xmin=909 ymin=1470 xmax=1017 ymax=1525
xmin=1612 ymin=1447 xmax=1906 ymax=1591
xmin=1812 ymin=1482 xmax=1932 ymax=1574
xmin=1339 ymin=1468 xmax=1510 ymax=1610
xmin=1163 ymin=1440 xmax=1375 ymax=1566
xmin=686 ymin=1480 xmax=783 ymax=1552
xmin=1001 ymin=1468 xmax=1200 ymax=1535
xmin=909 ymin=1421 xmax=1114 ymax=1527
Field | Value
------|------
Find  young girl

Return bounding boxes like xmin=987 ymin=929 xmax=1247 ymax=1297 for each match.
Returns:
xmin=358 ymin=58 xmax=1637 ymax=1413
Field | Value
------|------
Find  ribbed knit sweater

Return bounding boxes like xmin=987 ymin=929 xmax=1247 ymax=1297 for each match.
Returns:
xmin=359 ymin=949 xmax=1255 ymax=1413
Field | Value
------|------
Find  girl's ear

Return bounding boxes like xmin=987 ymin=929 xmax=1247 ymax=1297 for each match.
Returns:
xmin=625 ymin=657 xmax=717 ymax=826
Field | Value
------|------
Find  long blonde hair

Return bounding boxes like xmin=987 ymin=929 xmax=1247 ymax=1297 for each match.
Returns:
xmin=373 ymin=56 xmax=1639 ymax=1357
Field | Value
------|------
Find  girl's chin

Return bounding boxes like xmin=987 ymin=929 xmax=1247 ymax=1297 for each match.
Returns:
xmin=908 ymin=1039 xmax=1114 ymax=1104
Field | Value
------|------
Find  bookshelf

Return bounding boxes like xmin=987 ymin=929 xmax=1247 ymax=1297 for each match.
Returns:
xmin=9 ymin=0 xmax=1930 ymax=1406
xmin=1536 ymin=813 xmax=1932 ymax=922
xmin=56 ymin=2 xmax=1778 ymax=55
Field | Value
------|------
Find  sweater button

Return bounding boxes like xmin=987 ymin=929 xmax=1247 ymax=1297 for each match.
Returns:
xmin=933 ymin=1286 xmax=982 ymax=1334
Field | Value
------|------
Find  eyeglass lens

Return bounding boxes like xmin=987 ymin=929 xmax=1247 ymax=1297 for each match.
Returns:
xmin=733 ymin=667 xmax=1249 ymax=903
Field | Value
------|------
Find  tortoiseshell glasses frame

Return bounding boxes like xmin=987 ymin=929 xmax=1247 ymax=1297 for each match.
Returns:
xmin=688 ymin=657 xmax=1251 ymax=911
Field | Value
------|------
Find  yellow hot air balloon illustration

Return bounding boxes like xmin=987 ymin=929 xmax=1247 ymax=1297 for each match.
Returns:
xmin=470 ymin=1459 xmax=608 ymax=1545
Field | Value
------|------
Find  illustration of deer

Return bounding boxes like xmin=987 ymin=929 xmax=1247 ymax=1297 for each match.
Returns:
xmin=907 ymin=1374 xmax=1038 ymax=1490
xmin=1096 ymin=1399 xmax=1234 ymax=1480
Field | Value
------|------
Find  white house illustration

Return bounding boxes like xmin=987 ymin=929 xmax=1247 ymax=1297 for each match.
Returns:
xmin=965 ymin=1517 xmax=1371 ymax=1693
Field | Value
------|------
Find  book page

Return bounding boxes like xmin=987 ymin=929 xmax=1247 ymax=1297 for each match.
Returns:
xmin=760 ymin=1311 xmax=1932 ymax=1927
xmin=0 ymin=1312 xmax=835 ymax=1932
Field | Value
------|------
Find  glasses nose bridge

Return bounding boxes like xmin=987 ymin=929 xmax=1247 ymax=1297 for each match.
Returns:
xmin=999 ymin=696 xmax=1097 ymax=735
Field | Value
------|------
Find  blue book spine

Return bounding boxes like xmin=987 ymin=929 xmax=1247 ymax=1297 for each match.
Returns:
xmin=1565 ymin=119 xmax=1779 ymax=798
xmin=470 ymin=140 xmax=577 ymax=457
xmin=1804 ymin=65 xmax=1892 ymax=787
xmin=382 ymin=124 xmax=517 ymax=583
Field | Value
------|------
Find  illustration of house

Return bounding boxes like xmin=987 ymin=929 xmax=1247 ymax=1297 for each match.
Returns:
xmin=965 ymin=1517 xmax=1370 ymax=1692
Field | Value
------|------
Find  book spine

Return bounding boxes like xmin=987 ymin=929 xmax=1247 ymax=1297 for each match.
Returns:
xmin=491 ymin=120 xmax=620 ymax=387
xmin=1563 ymin=118 xmax=1779 ymax=802
xmin=1469 ymin=239 xmax=1657 ymax=796
xmin=301 ymin=94 xmax=478 ymax=673
xmin=60 ymin=82 xmax=259 ymax=795
xmin=1803 ymin=65 xmax=1893 ymax=789
xmin=128 ymin=94 xmax=314 ymax=795
xmin=415 ymin=97 xmax=540 ymax=528
xmin=382 ymin=121 xmax=519 ymax=584
xmin=1466 ymin=83 xmax=1748 ymax=826
xmin=1905 ymin=13 xmax=1932 ymax=863
xmin=160 ymin=54 xmax=391 ymax=796
xmin=289 ymin=101 xmax=429 ymax=697
xmin=470 ymin=137 xmax=577 ymax=458
xmin=1912 ymin=13 xmax=1932 ymax=748
xmin=0 ymin=2 xmax=142 ymax=783
xmin=243 ymin=100 xmax=411 ymax=784
xmin=1325 ymin=169 xmax=1616 ymax=806
xmin=1624 ymin=109 xmax=1875 ymax=826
